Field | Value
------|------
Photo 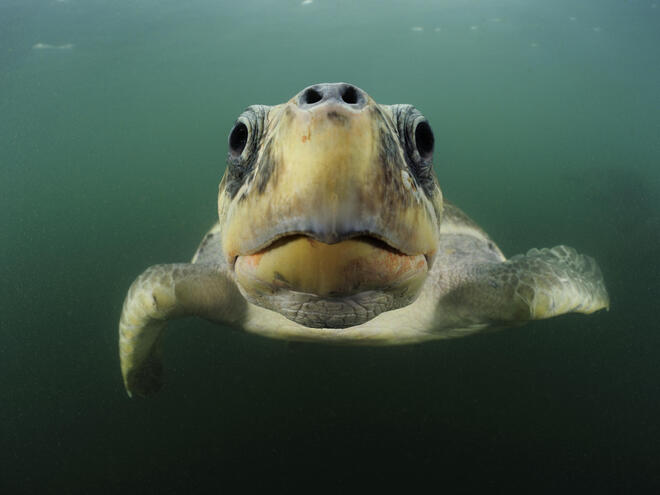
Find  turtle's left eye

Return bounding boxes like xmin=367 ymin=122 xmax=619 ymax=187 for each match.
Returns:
xmin=414 ymin=120 xmax=434 ymax=162
xmin=389 ymin=104 xmax=436 ymax=196
xmin=404 ymin=114 xmax=434 ymax=176
xmin=392 ymin=105 xmax=435 ymax=169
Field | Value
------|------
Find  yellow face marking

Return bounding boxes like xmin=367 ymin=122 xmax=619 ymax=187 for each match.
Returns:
xmin=220 ymin=101 xmax=440 ymax=262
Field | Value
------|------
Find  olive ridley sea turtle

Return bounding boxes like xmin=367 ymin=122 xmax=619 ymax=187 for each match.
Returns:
xmin=119 ymin=83 xmax=609 ymax=397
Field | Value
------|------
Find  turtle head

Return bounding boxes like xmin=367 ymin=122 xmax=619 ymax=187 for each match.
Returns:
xmin=218 ymin=83 xmax=443 ymax=328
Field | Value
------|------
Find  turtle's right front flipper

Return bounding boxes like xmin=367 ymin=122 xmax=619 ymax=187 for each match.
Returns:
xmin=119 ymin=263 xmax=245 ymax=398
xmin=435 ymin=245 xmax=609 ymax=332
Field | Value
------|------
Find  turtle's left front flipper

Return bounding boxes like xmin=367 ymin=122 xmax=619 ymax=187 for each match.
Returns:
xmin=119 ymin=263 xmax=244 ymax=398
xmin=436 ymin=245 xmax=609 ymax=331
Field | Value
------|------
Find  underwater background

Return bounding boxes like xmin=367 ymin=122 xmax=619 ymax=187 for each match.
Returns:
xmin=1 ymin=0 xmax=659 ymax=492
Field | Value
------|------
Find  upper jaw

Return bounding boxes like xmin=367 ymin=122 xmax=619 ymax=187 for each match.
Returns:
xmin=228 ymin=216 xmax=435 ymax=264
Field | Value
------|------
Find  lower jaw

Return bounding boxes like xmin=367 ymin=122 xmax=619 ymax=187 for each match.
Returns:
xmin=239 ymin=286 xmax=420 ymax=329
xmin=233 ymin=235 xmax=428 ymax=328
xmin=234 ymin=235 xmax=428 ymax=296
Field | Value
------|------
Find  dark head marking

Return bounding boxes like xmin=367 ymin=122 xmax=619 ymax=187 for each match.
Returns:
xmin=327 ymin=111 xmax=349 ymax=125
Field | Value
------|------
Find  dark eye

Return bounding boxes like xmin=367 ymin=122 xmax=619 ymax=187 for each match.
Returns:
xmin=414 ymin=121 xmax=434 ymax=161
xmin=229 ymin=122 xmax=248 ymax=156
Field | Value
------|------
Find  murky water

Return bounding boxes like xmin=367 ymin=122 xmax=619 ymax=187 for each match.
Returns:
xmin=1 ymin=0 xmax=659 ymax=492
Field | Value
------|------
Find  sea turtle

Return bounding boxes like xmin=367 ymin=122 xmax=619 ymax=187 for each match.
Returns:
xmin=119 ymin=83 xmax=609 ymax=397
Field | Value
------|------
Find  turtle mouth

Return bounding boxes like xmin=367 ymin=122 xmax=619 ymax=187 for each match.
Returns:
xmin=233 ymin=231 xmax=413 ymax=260
xmin=259 ymin=233 xmax=405 ymax=256
xmin=233 ymin=232 xmax=429 ymax=299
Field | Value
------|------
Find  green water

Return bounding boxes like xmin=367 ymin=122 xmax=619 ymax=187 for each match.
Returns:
xmin=1 ymin=0 xmax=659 ymax=491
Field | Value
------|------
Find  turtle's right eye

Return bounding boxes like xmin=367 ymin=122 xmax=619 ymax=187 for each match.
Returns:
xmin=225 ymin=105 xmax=271 ymax=198
xmin=229 ymin=122 xmax=249 ymax=156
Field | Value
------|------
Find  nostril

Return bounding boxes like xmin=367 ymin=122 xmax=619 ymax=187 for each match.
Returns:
xmin=298 ymin=83 xmax=367 ymax=109
xmin=341 ymin=85 xmax=358 ymax=104
xmin=301 ymin=88 xmax=323 ymax=105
